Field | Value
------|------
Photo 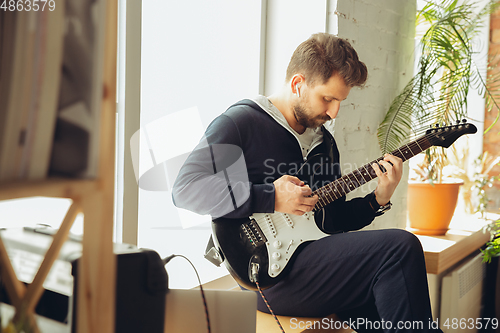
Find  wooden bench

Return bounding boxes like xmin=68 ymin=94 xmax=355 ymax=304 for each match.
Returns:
xmin=256 ymin=311 xmax=356 ymax=333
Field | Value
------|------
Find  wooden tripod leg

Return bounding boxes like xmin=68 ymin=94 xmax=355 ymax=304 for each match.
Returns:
xmin=0 ymin=236 xmax=26 ymax=308
xmin=0 ymin=224 xmax=34 ymax=332
xmin=6 ymin=200 xmax=80 ymax=332
xmin=21 ymin=200 xmax=81 ymax=315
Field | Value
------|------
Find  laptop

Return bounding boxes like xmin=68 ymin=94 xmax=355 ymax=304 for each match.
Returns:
xmin=164 ymin=289 xmax=257 ymax=333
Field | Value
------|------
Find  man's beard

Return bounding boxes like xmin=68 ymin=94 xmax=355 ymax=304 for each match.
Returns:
xmin=293 ymin=101 xmax=331 ymax=129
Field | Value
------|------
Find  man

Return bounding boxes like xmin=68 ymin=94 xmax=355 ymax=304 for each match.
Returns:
xmin=172 ymin=33 xmax=441 ymax=332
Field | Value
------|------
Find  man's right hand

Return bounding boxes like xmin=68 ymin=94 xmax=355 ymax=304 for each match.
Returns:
xmin=273 ymin=175 xmax=318 ymax=215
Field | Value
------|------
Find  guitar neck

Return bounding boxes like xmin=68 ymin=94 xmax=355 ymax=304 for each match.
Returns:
xmin=312 ymin=135 xmax=432 ymax=210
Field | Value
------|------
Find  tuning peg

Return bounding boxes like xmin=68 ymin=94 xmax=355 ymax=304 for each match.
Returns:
xmin=456 ymin=119 xmax=460 ymax=124
xmin=462 ymin=119 xmax=466 ymax=123
xmin=435 ymin=123 xmax=440 ymax=128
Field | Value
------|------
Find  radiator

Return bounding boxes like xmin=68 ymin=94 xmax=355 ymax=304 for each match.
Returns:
xmin=440 ymin=252 xmax=486 ymax=333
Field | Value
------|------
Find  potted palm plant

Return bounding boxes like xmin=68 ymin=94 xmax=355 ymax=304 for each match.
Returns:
xmin=377 ymin=0 xmax=500 ymax=235
xmin=407 ymin=153 xmax=465 ymax=235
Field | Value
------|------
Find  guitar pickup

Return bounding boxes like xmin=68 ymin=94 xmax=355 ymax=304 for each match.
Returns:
xmin=242 ymin=219 xmax=267 ymax=247
xmin=264 ymin=214 xmax=277 ymax=236
xmin=283 ymin=214 xmax=294 ymax=228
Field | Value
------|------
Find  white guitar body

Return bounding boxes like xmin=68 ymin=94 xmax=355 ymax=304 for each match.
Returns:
xmin=249 ymin=209 xmax=329 ymax=278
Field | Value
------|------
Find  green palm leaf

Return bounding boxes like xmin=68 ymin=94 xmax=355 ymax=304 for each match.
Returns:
xmin=378 ymin=0 xmax=500 ymax=155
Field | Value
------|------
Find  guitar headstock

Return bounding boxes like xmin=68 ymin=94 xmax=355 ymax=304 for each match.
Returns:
xmin=426 ymin=120 xmax=477 ymax=148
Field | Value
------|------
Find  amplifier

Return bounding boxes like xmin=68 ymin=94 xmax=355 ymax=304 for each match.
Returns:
xmin=0 ymin=227 xmax=168 ymax=333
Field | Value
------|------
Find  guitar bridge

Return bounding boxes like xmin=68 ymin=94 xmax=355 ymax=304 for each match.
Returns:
xmin=242 ymin=219 xmax=267 ymax=247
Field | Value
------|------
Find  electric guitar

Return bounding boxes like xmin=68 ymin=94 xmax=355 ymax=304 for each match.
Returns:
xmin=211 ymin=122 xmax=477 ymax=290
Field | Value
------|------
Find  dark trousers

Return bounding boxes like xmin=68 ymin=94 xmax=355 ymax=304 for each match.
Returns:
xmin=255 ymin=229 xmax=443 ymax=333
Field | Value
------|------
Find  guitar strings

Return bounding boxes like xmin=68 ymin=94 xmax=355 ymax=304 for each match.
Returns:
xmin=314 ymin=136 xmax=425 ymax=208
xmin=312 ymin=125 xmax=466 ymax=210
xmin=254 ymin=212 xmax=310 ymax=235
xmin=319 ymin=126 xmax=460 ymax=203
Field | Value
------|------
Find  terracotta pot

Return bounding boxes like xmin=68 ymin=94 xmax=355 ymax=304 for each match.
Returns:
xmin=407 ymin=180 xmax=463 ymax=235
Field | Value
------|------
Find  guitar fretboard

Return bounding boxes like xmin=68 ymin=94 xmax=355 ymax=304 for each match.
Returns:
xmin=312 ymin=135 xmax=432 ymax=211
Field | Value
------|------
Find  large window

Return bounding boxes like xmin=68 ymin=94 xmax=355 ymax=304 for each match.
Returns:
xmin=119 ymin=0 xmax=330 ymax=289
xmin=138 ymin=0 xmax=264 ymax=289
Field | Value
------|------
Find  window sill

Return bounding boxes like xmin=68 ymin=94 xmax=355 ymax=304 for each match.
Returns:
xmin=409 ymin=211 xmax=497 ymax=274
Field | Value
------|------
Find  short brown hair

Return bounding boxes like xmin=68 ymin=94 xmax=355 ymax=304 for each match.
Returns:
xmin=285 ymin=33 xmax=367 ymax=87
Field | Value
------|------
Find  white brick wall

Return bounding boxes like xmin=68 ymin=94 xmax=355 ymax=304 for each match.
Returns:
xmin=329 ymin=0 xmax=416 ymax=229
xmin=262 ymin=0 xmax=415 ymax=229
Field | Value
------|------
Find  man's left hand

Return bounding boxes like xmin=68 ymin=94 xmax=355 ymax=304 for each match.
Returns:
xmin=372 ymin=154 xmax=403 ymax=206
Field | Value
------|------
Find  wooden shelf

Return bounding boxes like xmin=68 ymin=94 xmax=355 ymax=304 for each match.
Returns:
xmin=410 ymin=212 xmax=496 ymax=275
xmin=0 ymin=178 xmax=99 ymax=201
xmin=0 ymin=0 xmax=118 ymax=331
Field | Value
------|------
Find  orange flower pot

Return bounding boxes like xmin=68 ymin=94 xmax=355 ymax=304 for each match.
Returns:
xmin=407 ymin=181 xmax=463 ymax=235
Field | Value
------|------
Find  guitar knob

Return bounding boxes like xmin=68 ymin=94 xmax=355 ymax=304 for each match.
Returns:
xmin=272 ymin=252 xmax=281 ymax=260
xmin=273 ymin=240 xmax=282 ymax=249
xmin=271 ymin=263 xmax=280 ymax=272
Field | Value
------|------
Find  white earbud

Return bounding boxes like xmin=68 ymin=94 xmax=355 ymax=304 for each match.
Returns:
xmin=295 ymin=84 xmax=300 ymax=97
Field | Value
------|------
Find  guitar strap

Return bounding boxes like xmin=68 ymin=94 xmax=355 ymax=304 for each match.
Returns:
xmin=204 ymin=234 xmax=223 ymax=267
xmin=321 ymin=125 xmax=340 ymax=165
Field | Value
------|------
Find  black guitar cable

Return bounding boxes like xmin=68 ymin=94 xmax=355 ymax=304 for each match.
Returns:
xmin=163 ymin=254 xmax=211 ymax=333
xmin=251 ymin=263 xmax=286 ymax=333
